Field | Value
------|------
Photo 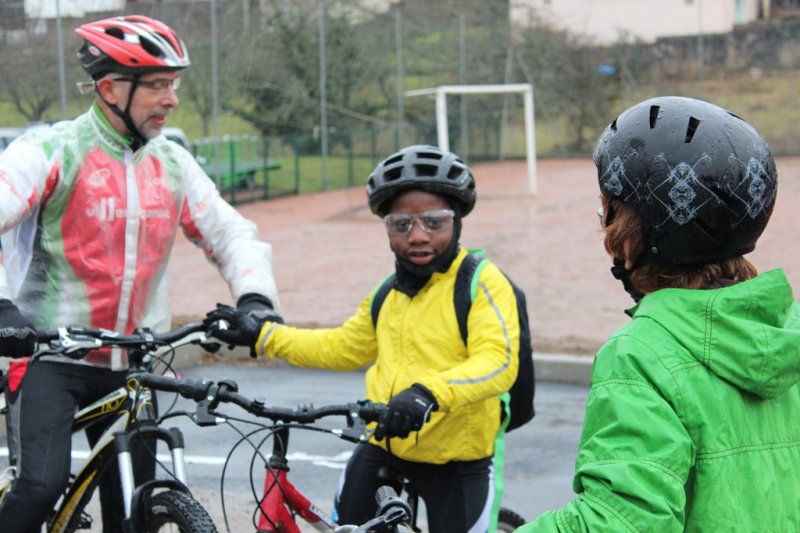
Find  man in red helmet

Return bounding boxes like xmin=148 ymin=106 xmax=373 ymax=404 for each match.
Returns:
xmin=0 ymin=15 xmax=282 ymax=531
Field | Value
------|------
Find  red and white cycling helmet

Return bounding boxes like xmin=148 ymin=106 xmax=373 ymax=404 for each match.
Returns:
xmin=76 ymin=15 xmax=190 ymax=79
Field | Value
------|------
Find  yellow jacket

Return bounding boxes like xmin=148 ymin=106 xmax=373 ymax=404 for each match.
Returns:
xmin=256 ymin=248 xmax=520 ymax=464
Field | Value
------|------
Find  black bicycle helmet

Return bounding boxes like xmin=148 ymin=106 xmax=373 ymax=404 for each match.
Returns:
xmin=367 ymin=145 xmax=477 ymax=216
xmin=593 ymin=96 xmax=777 ymax=266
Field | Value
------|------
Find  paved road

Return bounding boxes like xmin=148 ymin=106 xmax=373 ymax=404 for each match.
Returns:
xmin=160 ymin=364 xmax=589 ymax=530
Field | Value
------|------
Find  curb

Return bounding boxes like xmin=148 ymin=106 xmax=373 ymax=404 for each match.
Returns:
xmin=175 ymin=346 xmax=595 ymax=385
xmin=533 ymin=353 xmax=594 ymax=385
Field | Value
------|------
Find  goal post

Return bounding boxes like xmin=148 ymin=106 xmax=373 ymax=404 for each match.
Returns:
xmin=405 ymin=83 xmax=538 ymax=195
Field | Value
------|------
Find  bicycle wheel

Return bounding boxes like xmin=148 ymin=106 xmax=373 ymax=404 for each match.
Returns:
xmin=141 ymin=490 xmax=218 ymax=533
xmin=497 ymin=507 xmax=526 ymax=532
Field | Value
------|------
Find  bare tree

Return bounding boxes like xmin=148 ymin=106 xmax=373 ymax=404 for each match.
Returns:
xmin=0 ymin=24 xmax=63 ymax=123
xmin=227 ymin=0 xmax=390 ymax=140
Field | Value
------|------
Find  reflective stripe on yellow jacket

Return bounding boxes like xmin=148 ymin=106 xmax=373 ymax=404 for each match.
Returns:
xmin=257 ymin=248 xmax=520 ymax=464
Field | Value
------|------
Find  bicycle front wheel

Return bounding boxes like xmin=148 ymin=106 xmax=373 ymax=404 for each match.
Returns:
xmin=497 ymin=507 xmax=526 ymax=532
xmin=141 ymin=490 xmax=218 ymax=533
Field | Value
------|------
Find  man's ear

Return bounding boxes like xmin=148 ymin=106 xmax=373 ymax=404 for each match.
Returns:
xmin=95 ymin=78 xmax=119 ymax=105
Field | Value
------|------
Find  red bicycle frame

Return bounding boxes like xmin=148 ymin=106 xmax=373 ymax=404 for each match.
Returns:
xmin=256 ymin=426 xmax=338 ymax=533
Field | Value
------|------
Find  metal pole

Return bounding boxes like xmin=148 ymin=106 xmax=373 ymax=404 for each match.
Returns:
xmin=56 ymin=0 xmax=68 ymax=119
xmin=523 ymin=86 xmax=537 ymax=195
xmin=499 ymin=48 xmax=513 ymax=161
xmin=459 ymin=13 xmax=468 ymax=159
xmin=319 ymin=0 xmax=330 ymax=190
xmin=499 ymin=0 xmax=514 ymax=161
xmin=210 ymin=0 xmax=220 ymax=159
xmin=697 ymin=0 xmax=704 ymax=96
xmin=395 ymin=6 xmax=404 ymax=149
xmin=436 ymin=88 xmax=449 ymax=152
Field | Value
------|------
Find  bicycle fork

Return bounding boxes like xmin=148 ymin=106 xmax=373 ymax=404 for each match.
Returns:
xmin=257 ymin=426 xmax=336 ymax=533
xmin=116 ymin=425 xmax=192 ymax=532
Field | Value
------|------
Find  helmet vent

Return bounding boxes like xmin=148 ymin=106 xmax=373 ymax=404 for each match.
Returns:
xmin=649 ymin=105 xmax=660 ymax=128
xmin=685 ymin=116 xmax=700 ymax=143
xmin=610 ymin=118 xmax=618 ymax=132
xmin=414 ymin=164 xmax=439 ymax=176
xmin=105 ymin=27 xmax=124 ymax=40
xmin=141 ymin=36 xmax=166 ymax=58
xmin=384 ymin=167 xmax=403 ymax=181
xmin=447 ymin=166 xmax=463 ymax=180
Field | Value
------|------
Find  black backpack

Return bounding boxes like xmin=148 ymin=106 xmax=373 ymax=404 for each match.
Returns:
xmin=370 ymin=251 xmax=535 ymax=432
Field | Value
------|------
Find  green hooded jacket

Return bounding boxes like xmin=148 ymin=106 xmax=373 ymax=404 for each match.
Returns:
xmin=518 ymin=269 xmax=800 ymax=532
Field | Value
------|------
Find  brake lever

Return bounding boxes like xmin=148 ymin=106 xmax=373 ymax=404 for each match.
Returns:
xmin=51 ymin=326 xmax=103 ymax=355
xmin=335 ymin=403 xmax=374 ymax=443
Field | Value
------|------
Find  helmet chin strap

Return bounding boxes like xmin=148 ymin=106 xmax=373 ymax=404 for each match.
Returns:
xmin=98 ymin=75 xmax=147 ymax=151
xmin=610 ymin=258 xmax=645 ymax=306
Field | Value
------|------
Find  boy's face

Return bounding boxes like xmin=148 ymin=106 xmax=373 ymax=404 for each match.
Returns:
xmin=385 ymin=189 xmax=455 ymax=267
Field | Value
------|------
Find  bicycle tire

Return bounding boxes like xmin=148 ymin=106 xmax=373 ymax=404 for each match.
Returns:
xmin=497 ymin=507 xmax=526 ymax=532
xmin=141 ymin=490 xmax=218 ymax=533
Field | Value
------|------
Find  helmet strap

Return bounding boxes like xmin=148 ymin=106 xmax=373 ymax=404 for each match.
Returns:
xmin=610 ymin=258 xmax=645 ymax=306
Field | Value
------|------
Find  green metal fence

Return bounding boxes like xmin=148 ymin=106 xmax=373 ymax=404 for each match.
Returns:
xmin=192 ymin=111 xmax=530 ymax=206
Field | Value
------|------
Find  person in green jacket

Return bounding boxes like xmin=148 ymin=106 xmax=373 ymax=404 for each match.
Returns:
xmin=207 ymin=145 xmax=521 ymax=532
xmin=518 ymin=96 xmax=800 ymax=532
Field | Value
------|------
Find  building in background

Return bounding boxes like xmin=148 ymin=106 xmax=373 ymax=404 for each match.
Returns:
xmin=23 ymin=0 xmax=125 ymax=18
xmin=511 ymin=0 xmax=765 ymax=44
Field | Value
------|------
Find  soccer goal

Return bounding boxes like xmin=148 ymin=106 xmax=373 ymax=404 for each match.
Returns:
xmin=405 ymin=83 xmax=537 ymax=195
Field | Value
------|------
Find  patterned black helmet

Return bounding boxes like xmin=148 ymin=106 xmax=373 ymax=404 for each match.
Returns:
xmin=593 ymin=96 xmax=777 ymax=265
xmin=366 ymin=145 xmax=477 ymax=216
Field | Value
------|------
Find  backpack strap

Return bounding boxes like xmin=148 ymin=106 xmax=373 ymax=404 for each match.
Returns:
xmin=370 ymin=273 xmax=396 ymax=328
xmin=453 ymin=251 xmax=488 ymax=344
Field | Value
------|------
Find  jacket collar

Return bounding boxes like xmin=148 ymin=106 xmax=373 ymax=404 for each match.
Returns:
xmin=89 ymin=102 xmax=135 ymax=155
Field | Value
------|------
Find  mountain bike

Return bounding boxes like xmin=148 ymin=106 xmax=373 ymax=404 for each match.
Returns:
xmin=165 ymin=375 xmax=526 ymax=532
xmin=0 ymin=322 xmax=226 ymax=532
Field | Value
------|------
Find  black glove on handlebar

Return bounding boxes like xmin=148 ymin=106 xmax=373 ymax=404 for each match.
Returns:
xmin=373 ymin=384 xmax=438 ymax=441
xmin=0 ymin=299 xmax=37 ymax=358
xmin=204 ymin=294 xmax=282 ymax=358
xmin=236 ymin=293 xmax=284 ymax=325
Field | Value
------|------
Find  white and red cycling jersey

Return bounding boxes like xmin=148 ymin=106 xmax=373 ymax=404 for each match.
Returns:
xmin=0 ymin=104 xmax=280 ymax=368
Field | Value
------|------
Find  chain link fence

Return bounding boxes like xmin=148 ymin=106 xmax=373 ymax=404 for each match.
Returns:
xmin=1 ymin=1 xmax=798 ymax=205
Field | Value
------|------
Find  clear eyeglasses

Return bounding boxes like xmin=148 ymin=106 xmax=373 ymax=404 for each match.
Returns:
xmin=383 ymin=209 xmax=455 ymax=235
xmin=114 ymin=76 xmax=182 ymax=93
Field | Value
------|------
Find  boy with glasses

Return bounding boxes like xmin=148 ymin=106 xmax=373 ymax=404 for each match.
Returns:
xmin=0 ymin=15 xmax=281 ymax=531
xmin=209 ymin=145 xmax=523 ymax=532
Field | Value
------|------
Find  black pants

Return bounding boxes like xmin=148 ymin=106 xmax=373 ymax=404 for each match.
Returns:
xmin=334 ymin=442 xmax=494 ymax=532
xmin=0 ymin=360 xmax=156 ymax=533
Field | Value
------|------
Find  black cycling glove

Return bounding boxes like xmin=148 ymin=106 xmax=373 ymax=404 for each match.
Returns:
xmin=204 ymin=294 xmax=282 ymax=358
xmin=374 ymin=383 xmax=438 ymax=441
xmin=236 ymin=293 xmax=284 ymax=324
xmin=0 ymin=299 xmax=37 ymax=358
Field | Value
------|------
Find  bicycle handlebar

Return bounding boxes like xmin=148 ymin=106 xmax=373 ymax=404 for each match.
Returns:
xmin=34 ymin=322 xmax=217 ymax=360
xmin=145 ymin=372 xmax=386 ymax=442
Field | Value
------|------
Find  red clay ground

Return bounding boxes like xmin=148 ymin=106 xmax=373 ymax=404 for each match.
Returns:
xmin=168 ymin=157 xmax=800 ymax=357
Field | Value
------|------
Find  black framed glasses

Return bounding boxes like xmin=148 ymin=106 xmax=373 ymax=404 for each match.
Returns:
xmin=383 ymin=209 xmax=455 ymax=235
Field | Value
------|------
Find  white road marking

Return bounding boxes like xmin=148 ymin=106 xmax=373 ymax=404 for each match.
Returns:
xmin=0 ymin=447 xmax=352 ymax=469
